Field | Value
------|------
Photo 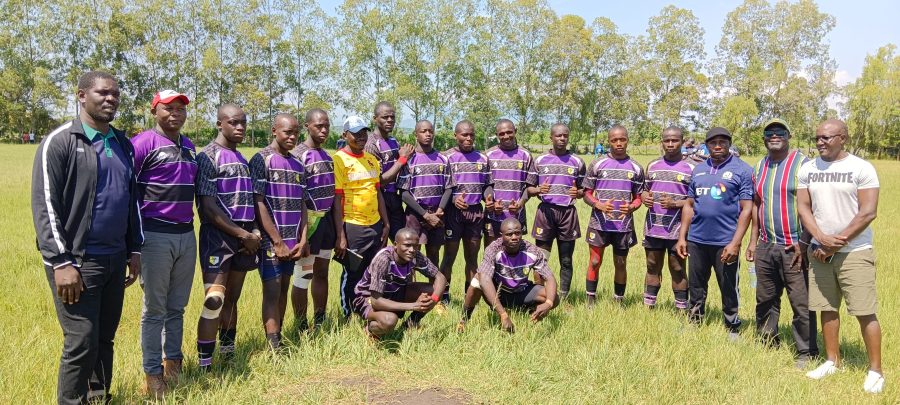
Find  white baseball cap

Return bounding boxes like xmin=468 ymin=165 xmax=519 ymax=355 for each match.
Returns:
xmin=342 ymin=115 xmax=370 ymax=134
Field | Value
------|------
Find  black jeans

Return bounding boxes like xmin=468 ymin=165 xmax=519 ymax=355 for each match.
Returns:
xmin=754 ymin=242 xmax=818 ymax=356
xmin=688 ymin=242 xmax=741 ymax=332
xmin=339 ymin=222 xmax=384 ymax=318
xmin=45 ymin=252 xmax=126 ymax=405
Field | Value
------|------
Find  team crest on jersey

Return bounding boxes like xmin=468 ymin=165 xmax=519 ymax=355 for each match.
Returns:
xmin=722 ymin=171 xmax=733 ymax=180
xmin=676 ymin=174 xmax=685 ymax=182
xmin=517 ymin=162 xmax=524 ymax=169
xmin=295 ymin=173 xmax=301 ymax=182
xmin=476 ymin=163 xmax=482 ymax=170
xmin=446 ymin=229 xmax=453 ymax=237
xmin=209 ymin=256 xmax=220 ymax=266
xmin=567 ymin=167 xmax=574 ymax=175
xmin=627 ymin=172 xmax=634 ymax=179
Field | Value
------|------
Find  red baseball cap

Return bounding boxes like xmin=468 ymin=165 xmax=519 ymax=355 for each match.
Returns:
xmin=151 ymin=90 xmax=190 ymax=108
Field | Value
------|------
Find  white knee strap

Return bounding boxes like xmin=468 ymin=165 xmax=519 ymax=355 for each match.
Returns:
xmin=470 ymin=277 xmax=481 ymax=290
xmin=293 ymin=268 xmax=314 ymax=289
xmin=200 ymin=285 xmax=226 ymax=319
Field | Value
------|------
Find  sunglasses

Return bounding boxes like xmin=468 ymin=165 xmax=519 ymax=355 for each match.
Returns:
xmin=763 ymin=128 xmax=789 ymax=138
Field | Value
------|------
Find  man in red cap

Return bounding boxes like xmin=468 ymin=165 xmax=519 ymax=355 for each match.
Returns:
xmin=130 ymin=90 xmax=195 ymax=397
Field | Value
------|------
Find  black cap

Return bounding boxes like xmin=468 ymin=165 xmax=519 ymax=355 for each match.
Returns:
xmin=705 ymin=127 xmax=732 ymax=142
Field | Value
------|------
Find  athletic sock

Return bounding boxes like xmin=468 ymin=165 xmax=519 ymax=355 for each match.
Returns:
xmin=613 ymin=282 xmax=626 ymax=298
xmin=219 ymin=328 xmax=236 ymax=358
xmin=441 ymin=291 xmax=451 ymax=305
xmin=673 ymin=289 xmax=688 ymax=310
xmin=197 ymin=340 xmax=215 ymax=370
xmin=644 ymin=285 xmax=661 ymax=306
xmin=313 ymin=310 xmax=326 ymax=328
xmin=266 ymin=333 xmax=281 ymax=350
xmin=462 ymin=306 xmax=475 ymax=320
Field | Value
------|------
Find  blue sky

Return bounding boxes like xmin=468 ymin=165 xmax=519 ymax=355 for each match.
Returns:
xmin=318 ymin=0 xmax=899 ymax=86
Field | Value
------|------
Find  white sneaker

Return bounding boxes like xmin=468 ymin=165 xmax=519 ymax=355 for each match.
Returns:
xmin=863 ymin=370 xmax=884 ymax=394
xmin=806 ymin=360 xmax=839 ymax=380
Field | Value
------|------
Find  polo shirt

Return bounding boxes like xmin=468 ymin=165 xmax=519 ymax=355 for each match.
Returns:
xmin=687 ymin=154 xmax=754 ymax=246
xmin=333 ymin=148 xmax=381 ymax=226
xmin=83 ymin=123 xmax=131 ymax=254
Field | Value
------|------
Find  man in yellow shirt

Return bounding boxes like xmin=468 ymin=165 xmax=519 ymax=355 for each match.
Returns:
xmin=334 ymin=115 xmax=390 ymax=318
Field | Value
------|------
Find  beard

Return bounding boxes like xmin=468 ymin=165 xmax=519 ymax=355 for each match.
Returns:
xmin=87 ymin=108 xmax=116 ymax=124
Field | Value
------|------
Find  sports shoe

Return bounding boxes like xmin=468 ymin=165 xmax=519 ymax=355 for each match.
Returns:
xmin=794 ymin=355 xmax=813 ymax=370
xmin=613 ymin=294 xmax=624 ymax=306
xmin=863 ymin=370 xmax=885 ymax=394
xmin=806 ymin=360 xmax=839 ymax=380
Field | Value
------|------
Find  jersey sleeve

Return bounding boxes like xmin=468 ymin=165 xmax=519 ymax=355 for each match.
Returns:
xmin=575 ymin=158 xmax=586 ymax=189
xmin=524 ymin=153 xmax=538 ymax=186
xmin=631 ymin=162 xmax=645 ymax=195
xmin=333 ymin=153 xmax=347 ymax=194
xmin=476 ymin=242 xmax=500 ymax=277
xmin=414 ymin=252 xmax=439 ymax=278
xmin=396 ymin=156 xmax=411 ymax=191
xmin=366 ymin=250 xmax=391 ymax=294
xmin=529 ymin=246 xmax=553 ymax=280
xmin=582 ymin=159 xmax=598 ymax=190
xmin=195 ymin=151 xmax=218 ymax=197
xmin=249 ymin=153 xmax=267 ymax=196
xmin=739 ymin=164 xmax=754 ymax=200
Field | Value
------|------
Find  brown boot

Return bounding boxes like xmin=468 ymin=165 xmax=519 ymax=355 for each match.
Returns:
xmin=143 ymin=373 xmax=167 ymax=399
xmin=162 ymin=359 xmax=182 ymax=383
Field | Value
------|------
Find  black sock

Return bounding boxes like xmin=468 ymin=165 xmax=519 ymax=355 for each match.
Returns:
xmin=644 ymin=284 xmax=661 ymax=296
xmin=558 ymin=240 xmax=576 ymax=294
xmin=266 ymin=332 xmax=281 ymax=350
xmin=197 ymin=340 xmax=215 ymax=369
xmin=313 ymin=310 xmax=326 ymax=327
xmin=441 ymin=291 xmax=451 ymax=304
xmin=586 ymin=280 xmax=599 ymax=296
xmin=408 ymin=311 xmax=425 ymax=324
xmin=462 ymin=306 xmax=474 ymax=320
xmin=219 ymin=328 xmax=236 ymax=356
xmin=614 ymin=283 xmax=626 ymax=297
xmin=673 ymin=289 xmax=689 ymax=310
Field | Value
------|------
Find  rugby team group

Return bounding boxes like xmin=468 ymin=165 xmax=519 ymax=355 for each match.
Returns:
xmin=31 ymin=71 xmax=884 ymax=403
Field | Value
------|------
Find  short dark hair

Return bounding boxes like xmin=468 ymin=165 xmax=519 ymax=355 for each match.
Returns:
xmin=496 ymin=118 xmax=515 ymax=131
xmin=304 ymin=108 xmax=328 ymax=123
xmin=662 ymin=125 xmax=684 ymax=138
xmin=455 ymin=119 xmax=474 ymax=133
xmin=374 ymin=101 xmax=394 ymax=116
xmin=77 ymin=71 xmax=117 ymax=91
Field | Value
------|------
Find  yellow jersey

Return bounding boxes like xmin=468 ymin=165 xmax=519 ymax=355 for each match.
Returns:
xmin=334 ymin=148 xmax=382 ymax=226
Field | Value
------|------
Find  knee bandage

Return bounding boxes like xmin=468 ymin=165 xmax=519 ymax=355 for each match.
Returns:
xmin=200 ymin=284 xmax=226 ymax=319
xmin=293 ymin=258 xmax=314 ymax=289
xmin=469 ymin=277 xmax=481 ymax=290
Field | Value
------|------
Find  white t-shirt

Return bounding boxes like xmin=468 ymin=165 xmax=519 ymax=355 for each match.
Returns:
xmin=798 ymin=153 xmax=879 ymax=252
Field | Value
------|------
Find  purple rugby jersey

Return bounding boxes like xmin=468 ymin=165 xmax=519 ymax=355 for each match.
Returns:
xmin=485 ymin=146 xmax=538 ymax=221
xmin=291 ymin=143 xmax=335 ymax=212
xmin=397 ymin=149 xmax=453 ymax=211
xmin=583 ymin=155 xmax=644 ymax=232
xmin=196 ymin=142 xmax=255 ymax=223
xmin=535 ymin=151 xmax=586 ymax=206
xmin=478 ymin=239 xmax=553 ymax=293
xmin=443 ymin=147 xmax=491 ymax=206
xmin=354 ymin=247 xmax=439 ymax=301
xmin=365 ymin=135 xmax=400 ymax=193
xmin=643 ymin=157 xmax=695 ymax=240
xmin=250 ymin=146 xmax=306 ymax=249
xmin=131 ymin=129 xmax=198 ymax=227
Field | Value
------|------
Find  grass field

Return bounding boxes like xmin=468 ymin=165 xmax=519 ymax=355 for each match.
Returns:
xmin=2 ymin=144 xmax=897 ymax=403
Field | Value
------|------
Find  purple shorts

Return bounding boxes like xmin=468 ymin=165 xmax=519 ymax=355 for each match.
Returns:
xmin=532 ymin=202 xmax=581 ymax=242
xmin=445 ymin=205 xmax=484 ymax=242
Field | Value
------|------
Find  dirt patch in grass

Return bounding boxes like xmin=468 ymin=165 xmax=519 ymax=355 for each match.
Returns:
xmin=268 ymin=369 xmax=472 ymax=403
xmin=369 ymin=386 xmax=470 ymax=404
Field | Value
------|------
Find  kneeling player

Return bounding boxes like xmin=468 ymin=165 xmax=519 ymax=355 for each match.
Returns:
xmin=459 ymin=218 xmax=559 ymax=333
xmin=353 ymin=228 xmax=448 ymax=339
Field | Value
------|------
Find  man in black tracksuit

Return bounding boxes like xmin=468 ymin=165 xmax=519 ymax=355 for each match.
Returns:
xmin=31 ymin=71 xmax=143 ymax=404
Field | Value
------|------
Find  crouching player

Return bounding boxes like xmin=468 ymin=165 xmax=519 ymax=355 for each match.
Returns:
xmin=353 ymin=228 xmax=448 ymax=339
xmin=458 ymin=218 xmax=559 ymax=333
xmin=249 ymin=113 xmax=309 ymax=350
xmin=195 ymin=104 xmax=261 ymax=370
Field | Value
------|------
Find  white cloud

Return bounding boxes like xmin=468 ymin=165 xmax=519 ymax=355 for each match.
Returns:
xmin=833 ymin=70 xmax=853 ymax=86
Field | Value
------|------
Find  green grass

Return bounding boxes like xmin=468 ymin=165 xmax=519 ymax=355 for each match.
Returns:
xmin=2 ymin=144 xmax=897 ymax=403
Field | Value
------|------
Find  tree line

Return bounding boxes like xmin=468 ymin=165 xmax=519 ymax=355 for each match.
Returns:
xmin=0 ymin=0 xmax=896 ymax=156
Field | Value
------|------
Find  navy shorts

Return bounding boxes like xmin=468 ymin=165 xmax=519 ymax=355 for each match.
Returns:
xmin=308 ymin=209 xmax=336 ymax=256
xmin=585 ymin=228 xmax=637 ymax=256
xmin=258 ymin=247 xmax=296 ymax=281
xmin=199 ymin=222 xmax=259 ymax=274
xmin=532 ymin=203 xmax=581 ymax=242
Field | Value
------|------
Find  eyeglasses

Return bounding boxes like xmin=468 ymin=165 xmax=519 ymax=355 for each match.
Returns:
xmin=763 ymin=128 xmax=789 ymax=138
xmin=815 ymin=134 xmax=841 ymax=143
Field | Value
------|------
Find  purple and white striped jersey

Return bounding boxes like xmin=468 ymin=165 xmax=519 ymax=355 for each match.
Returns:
xmin=643 ymin=157 xmax=695 ymax=240
xmin=196 ymin=142 xmax=255 ymax=223
xmin=443 ymin=147 xmax=491 ymax=206
xmin=250 ymin=146 xmax=306 ymax=249
xmin=535 ymin=151 xmax=586 ymax=206
xmin=354 ymin=246 xmax=439 ymax=301
xmin=583 ymin=155 xmax=644 ymax=232
xmin=291 ymin=143 xmax=335 ymax=212
xmin=365 ymin=135 xmax=400 ymax=193
xmin=485 ymin=146 xmax=538 ymax=221
xmin=131 ymin=129 xmax=197 ymax=228
xmin=478 ymin=239 xmax=552 ymax=293
xmin=397 ymin=149 xmax=453 ymax=211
